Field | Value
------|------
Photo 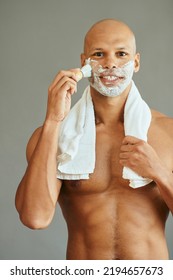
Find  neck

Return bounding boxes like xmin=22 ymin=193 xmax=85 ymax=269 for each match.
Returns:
xmin=90 ymin=83 xmax=132 ymax=126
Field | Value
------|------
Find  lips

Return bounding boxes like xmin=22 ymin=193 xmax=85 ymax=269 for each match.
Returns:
xmin=100 ymin=75 xmax=124 ymax=86
xmin=102 ymin=75 xmax=118 ymax=81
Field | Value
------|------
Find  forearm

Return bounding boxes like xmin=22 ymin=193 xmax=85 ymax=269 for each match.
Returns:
xmin=16 ymin=68 xmax=79 ymax=228
xmin=154 ymin=166 xmax=173 ymax=214
xmin=15 ymin=120 xmax=61 ymax=228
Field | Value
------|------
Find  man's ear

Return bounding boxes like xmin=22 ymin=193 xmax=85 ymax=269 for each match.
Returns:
xmin=134 ymin=53 xmax=140 ymax=73
xmin=80 ymin=53 xmax=86 ymax=67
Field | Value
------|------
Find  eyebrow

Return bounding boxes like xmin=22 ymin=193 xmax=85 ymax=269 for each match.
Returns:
xmin=90 ymin=48 xmax=104 ymax=52
xmin=90 ymin=47 xmax=128 ymax=52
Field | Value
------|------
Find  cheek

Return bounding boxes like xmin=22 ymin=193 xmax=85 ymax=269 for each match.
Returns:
xmin=88 ymin=76 xmax=94 ymax=84
xmin=89 ymin=71 xmax=99 ymax=84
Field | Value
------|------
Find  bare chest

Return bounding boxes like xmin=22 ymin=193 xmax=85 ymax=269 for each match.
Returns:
xmin=61 ymin=120 xmax=173 ymax=195
xmin=62 ymin=124 xmax=127 ymax=194
xmin=59 ymin=122 xmax=169 ymax=239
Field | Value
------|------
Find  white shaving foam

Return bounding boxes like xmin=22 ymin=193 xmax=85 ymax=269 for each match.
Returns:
xmin=86 ymin=59 xmax=135 ymax=97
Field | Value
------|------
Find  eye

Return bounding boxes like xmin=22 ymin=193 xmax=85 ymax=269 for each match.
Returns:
xmin=92 ymin=52 xmax=104 ymax=57
xmin=117 ymin=51 xmax=128 ymax=57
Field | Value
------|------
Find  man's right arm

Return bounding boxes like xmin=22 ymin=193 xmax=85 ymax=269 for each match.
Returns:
xmin=15 ymin=69 xmax=80 ymax=229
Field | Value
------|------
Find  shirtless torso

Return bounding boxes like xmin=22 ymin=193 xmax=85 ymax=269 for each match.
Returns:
xmin=15 ymin=19 xmax=173 ymax=261
xmin=59 ymin=111 xmax=172 ymax=260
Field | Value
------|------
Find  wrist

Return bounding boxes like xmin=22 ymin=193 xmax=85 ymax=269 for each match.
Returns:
xmin=43 ymin=119 xmax=62 ymax=128
xmin=153 ymin=164 xmax=173 ymax=187
xmin=42 ymin=119 xmax=62 ymax=138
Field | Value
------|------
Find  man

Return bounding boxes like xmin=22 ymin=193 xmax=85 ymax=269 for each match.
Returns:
xmin=15 ymin=19 xmax=173 ymax=260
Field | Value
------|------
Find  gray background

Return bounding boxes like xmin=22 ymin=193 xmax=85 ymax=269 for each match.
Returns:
xmin=0 ymin=0 xmax=173 ymax=260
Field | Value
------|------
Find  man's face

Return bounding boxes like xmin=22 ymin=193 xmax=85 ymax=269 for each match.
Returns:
xmin=81 ymin=21 xmax=140 ymax=96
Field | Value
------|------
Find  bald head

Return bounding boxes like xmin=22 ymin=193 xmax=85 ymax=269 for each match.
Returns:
xmin=83 ymin=19 xmax=136 ymax=55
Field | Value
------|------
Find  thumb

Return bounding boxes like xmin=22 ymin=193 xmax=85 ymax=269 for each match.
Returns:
xmin=122 ymin=136 xmax=141 ymax=145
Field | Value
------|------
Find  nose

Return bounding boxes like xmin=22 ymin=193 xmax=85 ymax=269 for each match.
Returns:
xmin=103 ymin=55 xmax=118 ymax=69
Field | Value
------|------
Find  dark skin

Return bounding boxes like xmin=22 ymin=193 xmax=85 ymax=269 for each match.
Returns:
xmin=15 ymin=19 xmax=173 ymax=259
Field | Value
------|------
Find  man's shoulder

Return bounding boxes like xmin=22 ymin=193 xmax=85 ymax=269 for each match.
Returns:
xmin=151 ymin=109 xmax=173 ymax=133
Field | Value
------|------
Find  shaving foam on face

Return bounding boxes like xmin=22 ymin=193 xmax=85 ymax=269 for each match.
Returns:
xmin=88 ymin=60 xmax=135 ymax=97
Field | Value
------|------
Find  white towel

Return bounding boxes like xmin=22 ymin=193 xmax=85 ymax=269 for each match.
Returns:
xmin=57 ymin=86 xmax=96 ymax=179
xmin=57 ymin=81 xmax=152 ymax=188
xmin=123 ymin=81 xmax=153 ymax=188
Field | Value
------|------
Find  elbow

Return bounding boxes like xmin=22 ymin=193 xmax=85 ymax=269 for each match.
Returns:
xmin=15 ymin=193 xmax=55 ymax=229
xmin=18 ymin=211 xmax=54 ymax=230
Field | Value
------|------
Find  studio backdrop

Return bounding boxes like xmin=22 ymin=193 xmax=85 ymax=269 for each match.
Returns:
xmin=0 ymin=0 xmax=173 ymax=259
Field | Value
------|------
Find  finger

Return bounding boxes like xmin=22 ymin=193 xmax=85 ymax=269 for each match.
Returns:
xmin=119 ymin=159 xmax=128 ymax=167
xmin=59 ymin=80 xmax=77 ymax=95
xmin=119 ymin=152 xmax=130 ymax=159
xmin=120 ymin=144 xmax=134 ymax=152
xmin=49 ymin=70 xmax=77 ymax=91
xmin=52 ymin=76 xmax=77 ymax=94
xmin=122 ymin=136 xmax=140 ymax=145
xmin=69 ymin=68 xmax=81 ymax=72
xmin=68 ymin=68 xmax=82 ymax=82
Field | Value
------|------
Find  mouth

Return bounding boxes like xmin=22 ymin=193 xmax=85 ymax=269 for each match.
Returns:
xmin=99 ymin=75 xmax=124 ymax=86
